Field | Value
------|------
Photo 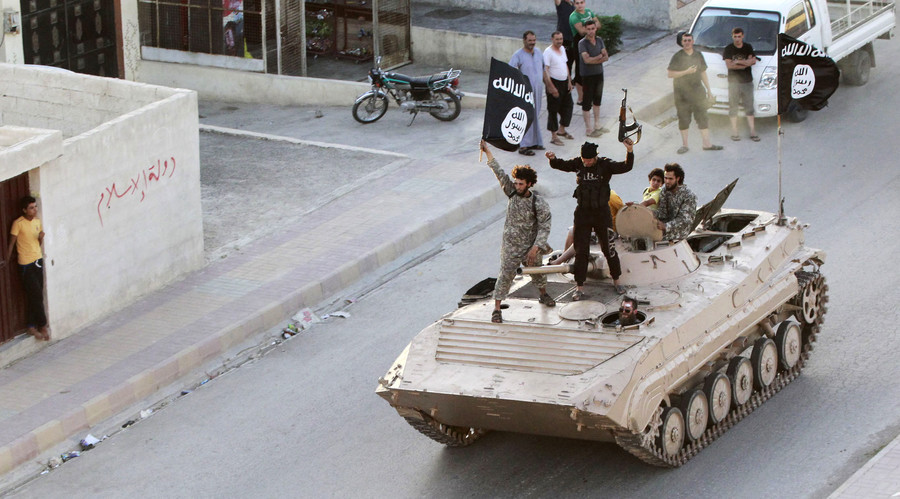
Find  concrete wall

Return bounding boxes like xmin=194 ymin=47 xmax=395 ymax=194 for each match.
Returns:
xmin=135 ymin=59 xmax=488 ymax=107
xmin=411 ymin=26 xmax=527 ymax=72
xmin=414 ymin=0 xmax=704 ymax=29
xmin=0 ymin=63 xmax=204 ymax=338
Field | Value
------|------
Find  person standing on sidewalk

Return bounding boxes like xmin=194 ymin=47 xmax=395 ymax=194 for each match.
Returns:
xmin=480 ymin=140 xmax=555 ymax=324
xmin=569 ymin=0 xmax=600 ymax=107
xmin=544 ymin=31 xmax=574 ymax=146
xmin=510 ymin=30 xmax=546 ymax=156
xmin=546 ymin=139 xmax=634 ymax=300
xmin=723 ymin=27 xmax=759 ymax=141
xmin=667 ymin=32 xmax=723 ymax=154
xmin=4 ymin=196 xmax=49 ymax=341
xmin=554 ymin=0 xmax=577 ymax=79
xmin=578 ymin=19 xmax=609 ymax=138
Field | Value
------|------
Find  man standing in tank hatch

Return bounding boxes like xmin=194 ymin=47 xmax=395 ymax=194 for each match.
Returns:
xmin=655 ymin=163 xmax=698 ymax=241
xmin=480 ymin=140 xmax=555 ymax=324
xmin=546 ymin=139 xmax=634 ymax=299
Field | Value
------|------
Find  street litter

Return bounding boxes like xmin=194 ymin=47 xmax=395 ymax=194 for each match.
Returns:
xmin=80 ymin=434 xmax=101 ymax=450
xmin=122 ymin=419 xmax=135 ymax=428
xmin=140 ymin=409 xmax=153 ymax=419
xmin=322 ymin=311 xmax=351 ymax=320
xmin=60 ymin=451 xmax=80 ymax=462
xmin=292 ymin=308 xmax=321 ymax=330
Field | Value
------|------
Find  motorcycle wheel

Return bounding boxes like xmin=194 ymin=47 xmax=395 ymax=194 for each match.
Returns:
xmin=352 ymin=93 xmax=389 ymax=124
xmin=429 ymin=89 xmax=462 ymax=122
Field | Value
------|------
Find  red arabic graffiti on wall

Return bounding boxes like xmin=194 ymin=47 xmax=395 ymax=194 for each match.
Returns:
xmin=97 ymin=157 xmax=176 ymax=226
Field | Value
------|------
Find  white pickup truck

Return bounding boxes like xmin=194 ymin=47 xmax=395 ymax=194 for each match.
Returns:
xmin=688 ymin=0 xmax=896 ymax=121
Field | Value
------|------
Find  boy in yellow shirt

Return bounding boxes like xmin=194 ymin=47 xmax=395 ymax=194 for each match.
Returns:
xmin=5 ymin=196 xmax=49 ymax=341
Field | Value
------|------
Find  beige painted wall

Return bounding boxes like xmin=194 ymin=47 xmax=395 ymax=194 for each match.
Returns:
xmin=0 ymin=64 xmax=204 ymax=338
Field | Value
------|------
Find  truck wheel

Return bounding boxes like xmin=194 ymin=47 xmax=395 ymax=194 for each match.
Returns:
xmin=785 ymin=100 xmax=808 ymax=123
xmin=845 ymin=49 xmax=871 ymax=86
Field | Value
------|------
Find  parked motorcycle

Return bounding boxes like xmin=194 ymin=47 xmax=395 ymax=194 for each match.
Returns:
xmin=352 ymin=57 xmax=464 ymax=125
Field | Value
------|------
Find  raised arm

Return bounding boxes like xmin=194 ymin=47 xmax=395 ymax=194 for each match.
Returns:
xmin=481 ymin=140 xmax=516 ymax=196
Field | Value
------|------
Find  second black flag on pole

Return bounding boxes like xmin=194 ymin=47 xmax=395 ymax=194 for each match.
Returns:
xmin=777 ymin=33 xmax=840 ymax=115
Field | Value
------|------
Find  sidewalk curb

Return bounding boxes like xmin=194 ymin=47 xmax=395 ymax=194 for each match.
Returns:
xmin=828 ymin=432 xmax=900 ymax=498
xmin=0 ymin=169 xmax=506 ymax=477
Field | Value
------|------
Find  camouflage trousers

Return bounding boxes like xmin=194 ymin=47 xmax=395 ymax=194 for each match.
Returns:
xmin=493 ymin=244 xmax=547 ymax=301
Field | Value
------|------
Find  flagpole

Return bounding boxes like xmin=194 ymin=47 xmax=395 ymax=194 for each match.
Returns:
xmin=776 ymin=33 xmax=786 ymax=226
xmin=777 ymin=114 xmax=785 ymax=225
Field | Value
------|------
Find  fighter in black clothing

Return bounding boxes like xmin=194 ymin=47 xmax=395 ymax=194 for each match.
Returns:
xmin=546 ymin=138 xmax=634 ymax=299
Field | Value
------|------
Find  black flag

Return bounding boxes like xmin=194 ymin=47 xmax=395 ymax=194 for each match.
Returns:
xmin=777 ymin=33 xmax=840 ymax=115
xmin=482 ymin=58 xmax=536 ymax=152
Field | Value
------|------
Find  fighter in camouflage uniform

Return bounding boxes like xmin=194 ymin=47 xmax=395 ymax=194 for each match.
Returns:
xmin=655 ymin=162 xmax=698 ymax=241
xmin=480 ymin=140 xmax=554 ymax=324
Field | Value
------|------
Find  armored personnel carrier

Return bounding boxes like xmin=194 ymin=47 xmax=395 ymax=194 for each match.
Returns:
xmin=376 ymin=181 xmax=827 ymax=466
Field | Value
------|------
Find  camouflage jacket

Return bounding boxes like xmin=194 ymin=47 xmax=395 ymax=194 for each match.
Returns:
xmin=656 ymin=183 xmax=697 ymax=240
xmin=488 ymin=158 xmax=552 ymax=252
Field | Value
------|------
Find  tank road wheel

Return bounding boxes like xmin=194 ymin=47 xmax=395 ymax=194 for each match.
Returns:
xmin=775 ymin=321 xmax=803 ymax=370
xmin=751 ymin=337 xmax=778 ymax=390
xmin=727 ymin=356 xmax=753 ymax=406
xmin=656 ymin=406 xmax=685 ymax=457
xmin=429 ymin=89 xmax=462 ymax=121
xmin=679 ymin=389 xmax=709 ymax=442
xmin=704 ymin=372 xmax=732 ymax=425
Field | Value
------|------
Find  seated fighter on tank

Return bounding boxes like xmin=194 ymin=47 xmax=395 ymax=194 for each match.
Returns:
xmin=655 ymin=163 xmax=697 ymax=241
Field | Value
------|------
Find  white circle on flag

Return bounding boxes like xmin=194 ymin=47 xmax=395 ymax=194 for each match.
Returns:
xmin=501 ymin=106 xmax=528 ymax=145
xmin=791 ymin=64 xmax=815 ymax=98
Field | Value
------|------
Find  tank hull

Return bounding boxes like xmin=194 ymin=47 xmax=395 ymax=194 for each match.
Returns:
xmin=377 ymin=209 xmax=828 ymax=464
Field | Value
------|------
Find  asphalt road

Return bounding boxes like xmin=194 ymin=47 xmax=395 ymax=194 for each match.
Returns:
xmin=7 ymin=39 xmax=900 ymax=498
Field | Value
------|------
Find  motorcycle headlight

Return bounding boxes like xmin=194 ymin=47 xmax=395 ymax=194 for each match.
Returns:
xmin=758 ymin=65 xmax=777 ymax=90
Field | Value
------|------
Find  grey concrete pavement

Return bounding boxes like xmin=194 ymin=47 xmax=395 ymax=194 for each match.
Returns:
xmin=2 ymin=4 xmax=898 ymax=495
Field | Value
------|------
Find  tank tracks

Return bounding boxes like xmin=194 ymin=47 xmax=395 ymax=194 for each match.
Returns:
xmin=613 ymin=270 xmax=828 ymax=467
xmin=402 ymin=412 xmax=487 ymax=447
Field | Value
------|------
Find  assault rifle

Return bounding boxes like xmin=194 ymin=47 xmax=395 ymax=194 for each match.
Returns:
xmin=618 ymin=88 xmax=642 ymax=144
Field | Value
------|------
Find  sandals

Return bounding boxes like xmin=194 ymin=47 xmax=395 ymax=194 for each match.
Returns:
xmin=491 ymin=310 xmax=503 ymax=323
xmin=529 ymin=145 xmax=545 ymax=151
xmin=550 ymin=138 xmax=564 ymax=146
xmin=539 ymin=293 xmax=556 ymax=307
xmin=702 ymin=144 xmax=724 ymax=151
xmin=615 ymin=284 xmax=627 ymax=294
xmin=677 ymin=146 xmax=689 ymax=154
xmin=559 ymin=132 xmax=574 ymax=140
xmin=572 ymin=290 xmax=587 ymax=301
xmin=750 ymin=135 xmax=761 ymax=142
xmin=587 ymin=129 xmax=604 ymax=137
xmin=731 ymin=135 xmax=741 ymax=141
xmin=518 ymin=147 xmax=535 ymax=156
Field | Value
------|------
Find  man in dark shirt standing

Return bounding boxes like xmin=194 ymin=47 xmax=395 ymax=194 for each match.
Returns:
xmin=546 ymin=139 xmax=634 ymax=299
xmin=554 ymin=0 xmax=576 ymax=78
xmin=667 ymin=32 xmax=722 ymax=154
xmin=723 ymin=27 xmax=759 ymax=141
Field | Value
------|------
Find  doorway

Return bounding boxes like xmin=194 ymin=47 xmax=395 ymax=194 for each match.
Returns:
xmin=0 ymin=173 xmax=31 ymax=344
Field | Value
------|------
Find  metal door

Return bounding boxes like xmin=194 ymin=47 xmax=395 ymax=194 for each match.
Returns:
xmin=0 ymin=174 xmax=31 ymax=344
xmin=21 ymin=0 xmax=120 ymax=77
